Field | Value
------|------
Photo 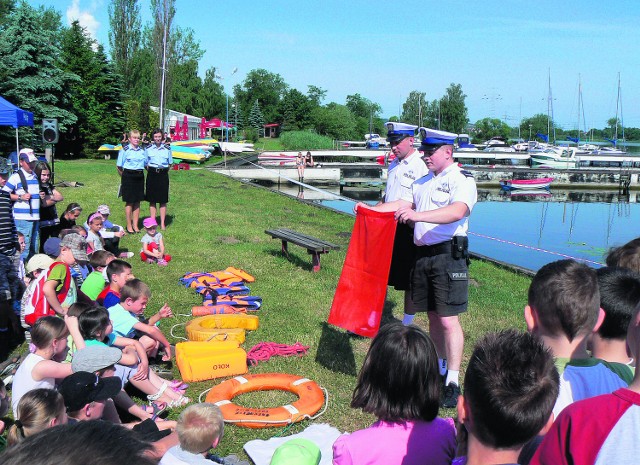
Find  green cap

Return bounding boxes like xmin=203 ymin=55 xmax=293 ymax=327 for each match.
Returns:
xmin=270 ymin=438 xmax=321 ymax=465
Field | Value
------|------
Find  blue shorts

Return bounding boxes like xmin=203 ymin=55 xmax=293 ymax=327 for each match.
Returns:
xmin=114 ymin=363 xmax=138 ymax=389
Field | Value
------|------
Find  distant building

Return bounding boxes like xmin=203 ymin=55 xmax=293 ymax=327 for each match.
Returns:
xmin=151 ymin=106 xmax=201 ymax=140
xmin=263 ymin=123 xmax=280 ymax=138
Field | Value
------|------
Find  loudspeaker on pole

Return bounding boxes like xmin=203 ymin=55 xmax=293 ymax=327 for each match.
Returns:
xmin=42 ymin=118 xmax=59 ymax=144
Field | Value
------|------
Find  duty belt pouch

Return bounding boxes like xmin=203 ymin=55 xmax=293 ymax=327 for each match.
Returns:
xmin=452 ymin=236 xmax=469 ymax=260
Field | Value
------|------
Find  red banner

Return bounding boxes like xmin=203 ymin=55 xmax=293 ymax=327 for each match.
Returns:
xmin=328 ymin=208 xmax=397 ymax=337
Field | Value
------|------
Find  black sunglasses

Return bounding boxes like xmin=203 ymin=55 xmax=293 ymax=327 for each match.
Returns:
xmin=421 ymin=147 xmax=439 ymax=158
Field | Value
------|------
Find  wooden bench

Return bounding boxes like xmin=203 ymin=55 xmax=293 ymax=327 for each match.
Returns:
xmin=265 ymin=228 xmax=340 ymax=272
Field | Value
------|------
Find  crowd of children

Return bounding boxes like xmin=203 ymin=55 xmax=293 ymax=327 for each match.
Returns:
xmin=3 ymin=150 xmax=640 ymax=463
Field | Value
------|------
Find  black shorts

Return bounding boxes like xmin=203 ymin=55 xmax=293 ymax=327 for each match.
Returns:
xmin=387 ymin=222 xmax=416 ymax=291
xmin=411 ymin=245 xmax=469 ymax=316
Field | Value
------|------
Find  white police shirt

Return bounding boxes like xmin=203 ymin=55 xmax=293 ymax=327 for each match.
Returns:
xmin=385 ymin=149 xmax=429 ymax=202
xmin=410 ymin=163 xmax=477 ymax=246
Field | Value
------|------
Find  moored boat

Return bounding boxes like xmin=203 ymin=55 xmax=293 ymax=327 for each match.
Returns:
xmin=499 ymin=177 xmax=554 ymax=190
xmin=530 ymin=146 xmax=577 ymax=168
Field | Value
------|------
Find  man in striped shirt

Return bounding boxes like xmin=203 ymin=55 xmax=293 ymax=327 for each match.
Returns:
xmin=0 ymin=156 xmax=21 ymax=359
xmin=2 ymin=149 xmax=40 ymax=261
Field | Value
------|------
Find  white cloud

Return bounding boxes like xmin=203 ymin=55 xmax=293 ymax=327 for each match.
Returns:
xmin=66 ymin=0 xmax=101 ymax=42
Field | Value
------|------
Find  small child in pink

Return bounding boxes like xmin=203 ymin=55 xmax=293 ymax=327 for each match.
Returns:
xmin=140 ymin=217 xmax=171 ymax=266
xmin=332 ymin=323 xmax=456 ymax=465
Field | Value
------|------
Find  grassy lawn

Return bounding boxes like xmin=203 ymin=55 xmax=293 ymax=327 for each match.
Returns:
xmin=47 ymin=159 xmax=531 ymax=456
xmin=254 ymin=137 xmax=285 ymax=152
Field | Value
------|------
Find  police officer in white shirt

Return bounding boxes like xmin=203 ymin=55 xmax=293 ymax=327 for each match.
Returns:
xmin=360 ymin=127 xmax=477 ymax=408
xmin=380 ymin=122 xmax=429 ymax=324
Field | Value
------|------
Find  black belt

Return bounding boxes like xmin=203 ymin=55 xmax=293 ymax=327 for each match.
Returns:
xmin=416 ymin=240 xmax=451 ymax=257
xmin=123 ymin=168 xmax=143 ymax=173
xmin=147 ymin=166 xmax=168 ymax=173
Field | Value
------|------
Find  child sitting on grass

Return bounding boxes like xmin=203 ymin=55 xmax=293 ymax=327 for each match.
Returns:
xmin=11 ymin=316 xmax=76 ymax=416
xmin=524 ymin=259 xmax=632 ymax=418
xmin=78 ymin=307 xmax=188 ymax=408
xmin=160 ymin=403 xmax=224 ymax=465
xmin=23 ymin=233 xmax=88 ymax=326
xmin=455 ymin=330 xmax=559 ymax=465
xmin=531 ymin=298 xmax=640 ymax=465
xmin=93 ymin=204 xmax=130 ymax=257
xmin=107 ymin=278 xmax=173 ymax=362
xmin=333 ymin=322 xmax=456 ymax=465
xmin=590 ymin=267 xmax=640 ymax=368
xmin=140 ymin=217 xmax=171 ymax=266
xmin=85 ymin=212 xmax=105 ymax=254
xmin=97 ymin=259 xmax=134 ymax=308
xmin=7 ymin=388 xmax=67 ymax=447
xmin=80 ymin=250 xmax=115 ymax=301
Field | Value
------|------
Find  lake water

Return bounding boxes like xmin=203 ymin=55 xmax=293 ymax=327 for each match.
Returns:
xmin=263 ymin=183 xmax=640 ymax=272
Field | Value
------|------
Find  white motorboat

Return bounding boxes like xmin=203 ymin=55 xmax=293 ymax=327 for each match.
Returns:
xmin=577 ymin=143 xmax=597 ymax=153
xmin=513 ymin=141 xmax=548 ymax=153
xmin=530 ymin=146 xmax=578 ymax=168
xmin=592 ymin=146 xmax=626 ymax=156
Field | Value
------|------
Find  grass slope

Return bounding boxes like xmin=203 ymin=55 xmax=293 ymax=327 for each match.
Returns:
xmin=52 ymin=159 xmax=530 ymax=456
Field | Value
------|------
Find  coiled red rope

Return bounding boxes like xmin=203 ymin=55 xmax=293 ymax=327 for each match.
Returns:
xmin=246 ymin=342 xmax=310 ymax=366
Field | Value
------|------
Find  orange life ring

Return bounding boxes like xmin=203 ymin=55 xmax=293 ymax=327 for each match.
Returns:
xmin=205 ymin=373 xmax=325 ymax=428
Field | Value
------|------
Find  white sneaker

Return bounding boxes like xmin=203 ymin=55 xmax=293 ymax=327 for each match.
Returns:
xmin=119 ymin=252 xmax=135 ymax=259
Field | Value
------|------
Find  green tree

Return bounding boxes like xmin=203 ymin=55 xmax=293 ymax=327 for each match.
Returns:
xmin=520 ymin=114 xmax=553 ymax=141
xmin=195 ymin=67 xmax=225 ymax=119
xmin=166 ymin=59 xmax=201 ymax=114
xmin=439 ymin=83 xmax=468 ymax=133
xmin=127 ymin=40 xmax=155 ymax=102
xmin=0 ymin=0 xmax=16 ymax=28
xmin=60 ymin=20 xmax=98 ymax=155
xmin=151 ymin=0 xmax=175 ymax=89
xmin=311 ymin=103 xmax=358 ymax=140
xmin=0 ymin=2 xmax=78 ymax=151
xmin=279 ymin=88 xmax=313 ymax=131
xmin=60 ymin=22 xmax=126 ymax=156
xmin=473 ymin=118 xmax=511 ymax=141
xmin=232 ymin=99 xmax=244 ymax=131
xmin=108 ymin=0 xmax=141 ymax=94
xmin=606 ymin=117 xmax=621 ymax=138
xmin=247 ymin=99 xmax=265 ymax=140
xmin=420 ymin=99 xmax=440 ymax=129
xmin=307 ymin=85 xmax=327 ymax=106
xmin=234 ymin=69 xmax=288 ymax=124
xmin=93 ymin=45 xmax=126 ymax=143
xmin=401 ymin=91 xmax=428 ymax=126
xmin=345 ymin=93 xmax=381 ymax=119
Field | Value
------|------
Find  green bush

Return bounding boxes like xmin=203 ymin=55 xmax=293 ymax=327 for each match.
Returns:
xmin=280 ymin=130 xmax=334 ymax=150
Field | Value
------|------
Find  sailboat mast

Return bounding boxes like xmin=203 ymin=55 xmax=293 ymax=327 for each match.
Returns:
xmin=547 ymin=69 xmax=551 ymax=140
xmin=614 ymin=72 xmax=620 ymax=141
xmin=577 ymin=75 xmax=581 ymax=144
xmin=618 ymin=73 xmax=624 ymax=143
xmin=546 ymin=68 xmax=556 ymax=143
xmin=580 ymin=79 xmax=588 ymax=142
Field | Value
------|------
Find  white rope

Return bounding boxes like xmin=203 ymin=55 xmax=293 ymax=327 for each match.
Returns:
xmin=170 ymin=322 xmax=188 ymax=341
xmin=198 ymin=386 xmax=213 ymax=403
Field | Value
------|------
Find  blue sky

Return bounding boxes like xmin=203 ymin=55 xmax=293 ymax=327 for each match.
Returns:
xmin=28 ymin=0 xmax=640 ymax=130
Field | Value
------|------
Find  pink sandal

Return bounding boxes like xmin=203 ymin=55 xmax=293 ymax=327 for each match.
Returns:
xmin=142 ymin=401 xmax=167 ymax=421
xmin=169 ymin=379 xmax=188 ymax=392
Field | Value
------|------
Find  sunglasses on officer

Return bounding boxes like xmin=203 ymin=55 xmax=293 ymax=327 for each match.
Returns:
xmin=420 ymin=146 xmax=441 ymax=158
